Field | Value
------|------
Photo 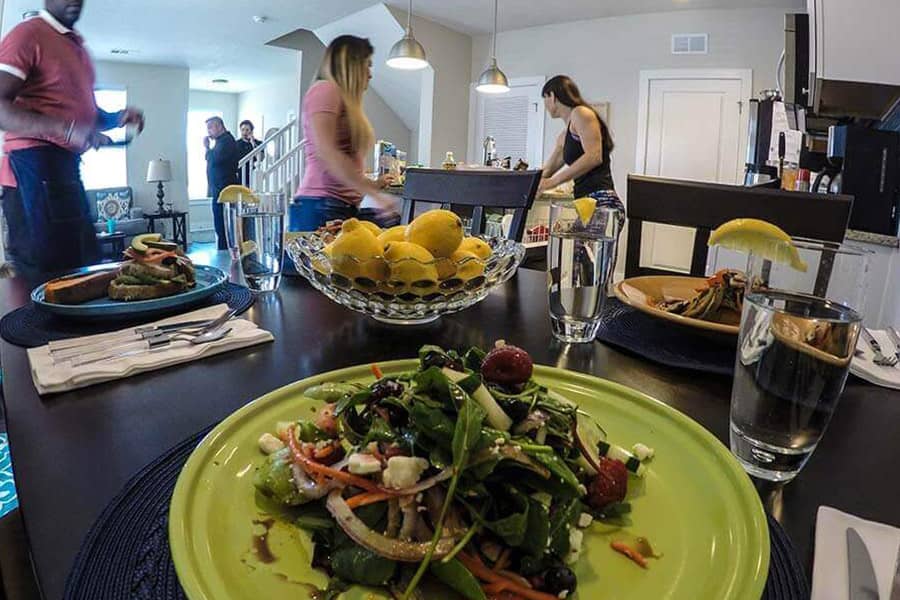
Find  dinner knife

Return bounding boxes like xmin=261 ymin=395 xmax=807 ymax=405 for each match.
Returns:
xmin=47 ymin=318 xmax=213 ymax=353
xmin=847 ymin=527 xmax=880 ymax=600
xmin=889 ymin=544 xmax=900 ymax=600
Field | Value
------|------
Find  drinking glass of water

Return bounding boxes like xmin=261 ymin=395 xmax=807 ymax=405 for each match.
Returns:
xmin=547 ymin=199 xmax=620 ymax=343
xmin=236 ymin=192 xmax=286 ymax=293
xmin=730 ymin=239 xmax=869 ymax=482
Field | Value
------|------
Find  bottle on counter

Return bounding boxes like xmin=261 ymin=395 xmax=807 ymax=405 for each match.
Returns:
xmin=442 ymin=151 xmax=458 ymax=170
xmin=794 ymin=169 xmax=810 ymax=192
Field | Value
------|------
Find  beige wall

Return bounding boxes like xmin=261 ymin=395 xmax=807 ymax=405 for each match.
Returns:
xmin=189 ymin=90 xmax=239 ymax=133
xmin=364 ymin=91 xmax=412 ymax=168
xmin=237 ymin=73 xmax=301 ymax=137
xmin=470 ymin=7 xmax=791 ymax=198
xmin=94 ymin=61 xmax=190 ymax=213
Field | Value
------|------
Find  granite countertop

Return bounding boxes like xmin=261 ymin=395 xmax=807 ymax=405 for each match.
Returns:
xmin=846 ymin=229 xmax=900 ymax=248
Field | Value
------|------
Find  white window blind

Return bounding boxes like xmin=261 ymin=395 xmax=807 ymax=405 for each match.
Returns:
xmin=482 ymin=95 xmax=529 ymax=163
xmin=81 ymin=89 xmax=127 ymax=190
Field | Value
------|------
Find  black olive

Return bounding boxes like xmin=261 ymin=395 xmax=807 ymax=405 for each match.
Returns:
xmin=370 ymin=379 xmax=403 ymax=402
xmin=542 ymin=566 xmax=577 ymax=596
xmin=497 ymin=398 xmax=530 ymax=422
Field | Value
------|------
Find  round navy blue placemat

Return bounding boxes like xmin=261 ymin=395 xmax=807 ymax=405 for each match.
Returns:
xmin=596 ymin=298 xmax=737 ymax=376
xmin=64 ymin=426 xmax=809 ymax=600
xmin=0 ymin=282 xmax=255 ymax=348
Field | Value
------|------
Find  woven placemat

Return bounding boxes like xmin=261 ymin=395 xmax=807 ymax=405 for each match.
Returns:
xmin=64 ymin=426 xmax=809 ymax=600
xmin=0 ymin=283 xmax=254 ymax=348
xmin=596 ymin=298 xmax=737 ymax=376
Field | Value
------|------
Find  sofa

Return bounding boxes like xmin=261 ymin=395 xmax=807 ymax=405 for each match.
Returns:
xmin=86 ymin=187 xmax=147 ymax=243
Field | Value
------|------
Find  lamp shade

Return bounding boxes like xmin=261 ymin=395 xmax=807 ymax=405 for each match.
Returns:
xmin=387 ymin=33 xmax=428 ymax=70
xmin=476 ymin=59 xmax=510 ymax=94
xmin=146 ymin=159 xmax=172 ymax=183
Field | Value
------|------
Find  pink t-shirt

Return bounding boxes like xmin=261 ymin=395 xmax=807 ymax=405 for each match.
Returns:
xmin=0 ymin=11 xmax=98 ymax=187
xmin=296 ymin=80 xmax=365 ymax=205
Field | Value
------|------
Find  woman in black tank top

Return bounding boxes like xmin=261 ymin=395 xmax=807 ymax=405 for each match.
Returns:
xmin=538 ymin=76 xmax=623 ymax=219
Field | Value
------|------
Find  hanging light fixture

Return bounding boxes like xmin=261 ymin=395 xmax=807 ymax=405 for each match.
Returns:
xmin=387 ymin=0 xmax=429 ymax=70
xmin=476 ymin=0 xmax=509 ymax=94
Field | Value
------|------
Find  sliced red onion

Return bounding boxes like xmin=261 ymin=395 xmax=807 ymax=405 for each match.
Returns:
xmin=326 ymin=490 xmax=457 ymax=562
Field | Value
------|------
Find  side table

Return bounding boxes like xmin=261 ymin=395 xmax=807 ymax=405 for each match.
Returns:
xmin=144 ymin=211 xmax=188 ymax=249
xmin=96 ymin=231 xmax=126 ymax=261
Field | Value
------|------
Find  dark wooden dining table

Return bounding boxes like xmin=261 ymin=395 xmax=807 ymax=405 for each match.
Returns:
xmin=1 ymin=265 xmax=898 ymax=599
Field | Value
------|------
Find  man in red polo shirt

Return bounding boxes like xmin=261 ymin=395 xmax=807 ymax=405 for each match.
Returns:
xmin=0 ymin=0 xmax=145 ymax=280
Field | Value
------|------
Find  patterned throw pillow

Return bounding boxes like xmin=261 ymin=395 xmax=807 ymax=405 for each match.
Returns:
xmin=96 ymin=190 xmax=132 ymax=222
xmin=0 ymin=433 xmax=17 ymax=519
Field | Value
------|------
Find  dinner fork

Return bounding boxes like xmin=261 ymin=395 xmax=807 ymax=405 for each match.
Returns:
xmin=860 ymin=327 xmax=899 ymax=367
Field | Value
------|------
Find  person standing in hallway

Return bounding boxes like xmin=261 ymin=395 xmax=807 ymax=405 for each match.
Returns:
xmin=0 ymin=0 xmax=145 ymax=281
xmin=291 ymin=35 xmax=395 ymax=231
xmin=204 ymin=116 xmax=239 ymax=250
xmin=236 ymin=120 xmax=261 ymax=161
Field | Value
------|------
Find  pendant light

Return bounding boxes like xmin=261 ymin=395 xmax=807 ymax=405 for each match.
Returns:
xmin=387 ymin=0 xmax=429 ymax=70
xmin=476 ymin=0 xmax=509 ymax=94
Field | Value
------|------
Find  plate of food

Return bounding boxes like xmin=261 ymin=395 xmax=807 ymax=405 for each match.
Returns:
xmin=613 ymin=270 xmax=752 ymax=336
xmin=32 ymin=234 xmax=227 ymax=319
xmin=170 ymin=344 xmax=769 ymax=599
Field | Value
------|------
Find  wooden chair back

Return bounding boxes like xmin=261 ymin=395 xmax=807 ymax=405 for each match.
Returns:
xmin=624 ymin=175 xmax=854 ymax=278
xmin=401 ymin=168 xmax=542 ymax=242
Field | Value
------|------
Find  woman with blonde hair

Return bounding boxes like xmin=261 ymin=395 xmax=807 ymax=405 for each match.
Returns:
xmin=291 ymin=35 xmax=395 ymax=230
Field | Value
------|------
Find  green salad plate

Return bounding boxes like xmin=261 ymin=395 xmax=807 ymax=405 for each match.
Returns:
xmin=170 ymin=361 xmax=769 ymax=600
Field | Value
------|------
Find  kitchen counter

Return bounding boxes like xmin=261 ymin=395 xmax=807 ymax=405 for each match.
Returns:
xmin=846 ymin=229 xmax=900 ymax=248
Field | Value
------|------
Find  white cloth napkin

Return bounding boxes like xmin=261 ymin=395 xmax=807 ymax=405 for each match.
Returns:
xmin=850 ymin=329 xmax=900 ymax=390
xmin=27 ymin=304 xmax=273 ymax=395
xmin=812 ymin=506 xmax=900 ymax=600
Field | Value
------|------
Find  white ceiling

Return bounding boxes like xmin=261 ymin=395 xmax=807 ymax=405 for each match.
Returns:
xmin=0 ymin=0 xmax=804 ymax=93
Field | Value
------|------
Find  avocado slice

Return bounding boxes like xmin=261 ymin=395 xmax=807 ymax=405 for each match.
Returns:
xmin=145 ymin=240 xmax=178 ymax=251
xmin=131 ymin=233 xmax=162 ymax=253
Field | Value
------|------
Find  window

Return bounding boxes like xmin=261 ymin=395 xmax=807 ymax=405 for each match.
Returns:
xmin=187 ymin=110 xmax=222 ymax=199
xmin=80 ymin=89 xmax=127 ymax=190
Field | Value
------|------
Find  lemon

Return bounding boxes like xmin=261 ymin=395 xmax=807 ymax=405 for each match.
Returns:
xmin=708 ymin=218 xmax=807 ymax=272
xmin=218 ymin=184 xmax=257 ymax=204
xmin=384 ymin=241 xmax=438 ymax=285
xmin=435 ymin=258 xmax=457 ymax=280
xmin=359 ymin=220 xmax=381 ymax=237
xmin=457 ymin=237 xmax=492 ymax=260
xmin=573 ymin=197 xmax=596 ymax=226
xmin=377 ymin=225 xmax=406 ymax=248
xmin=451 ymin=249 xmax=485 ymax=280
xmin=329 ymin=219 xmax=387 ymax=282
xmin=405 ymin=209 xmax=464 ymax=258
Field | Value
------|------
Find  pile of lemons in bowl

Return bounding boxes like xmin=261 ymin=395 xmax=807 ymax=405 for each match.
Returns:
xmin=320 ymin=209 xmax=493 ymax=297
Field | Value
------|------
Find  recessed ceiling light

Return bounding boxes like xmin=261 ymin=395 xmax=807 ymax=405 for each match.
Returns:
xmin=211 ymin=78 xmax=229 ymax=85
xmin=22 ymin=10 xmax=40 ymax=20
xmin=252 ymin=15 xmax=268 ymax=24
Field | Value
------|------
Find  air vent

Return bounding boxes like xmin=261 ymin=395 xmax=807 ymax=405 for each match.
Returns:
xmin=672 ymin=33 xmax=708 ymax=55
xmin=110 ymin=48 xmax=132 ymax=55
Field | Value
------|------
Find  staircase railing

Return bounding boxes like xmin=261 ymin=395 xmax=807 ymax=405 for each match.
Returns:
xmin=238 ymin=118 xmax=305 ymax=200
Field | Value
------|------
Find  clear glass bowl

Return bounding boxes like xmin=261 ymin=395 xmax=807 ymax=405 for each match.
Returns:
xmin=287 ymin=234 xmax=525 ymax=324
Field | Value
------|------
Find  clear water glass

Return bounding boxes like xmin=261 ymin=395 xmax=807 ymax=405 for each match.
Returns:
xmin=237 ymin=192 xmax=286 ymax=293
xmin=547 ymin=200 xmax=620 ymax=343
xmin=730 ymin=239 xmax=869 ymax=482
xmin=222 ymin=195 xmax=247 ymax=261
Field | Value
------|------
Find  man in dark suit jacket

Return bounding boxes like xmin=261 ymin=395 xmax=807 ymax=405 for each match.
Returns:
xmin=204 ymin=116 xmax=239 ymax=250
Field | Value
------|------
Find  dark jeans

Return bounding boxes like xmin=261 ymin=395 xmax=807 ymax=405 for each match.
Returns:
xmin=210 ymin=189 xmax=227 ymax=250
xmin=289 ymin=196 xmax=358 ymax=231
xmin=6 ymin=146 xmax=98 ymax=283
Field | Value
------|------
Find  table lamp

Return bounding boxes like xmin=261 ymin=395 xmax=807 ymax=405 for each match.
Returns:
xmin=146 ymin=159 xmax=172 ymax=214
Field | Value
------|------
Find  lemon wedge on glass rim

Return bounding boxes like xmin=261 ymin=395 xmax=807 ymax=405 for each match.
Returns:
xmin=573 ymin=197 xmax=596 ymax=226
xmin=708 ymin=218 xmax=807 ymax=272
xmin=217 ymin=184 xmax=258 ymax=204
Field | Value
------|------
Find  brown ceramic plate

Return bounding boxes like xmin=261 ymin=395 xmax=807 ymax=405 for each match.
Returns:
xmin=613 ymin=276 xmax=741 ymax=336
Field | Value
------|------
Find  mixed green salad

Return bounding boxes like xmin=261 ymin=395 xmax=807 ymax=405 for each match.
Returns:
xmin=253 ymin=344 xmax=655 ymax=600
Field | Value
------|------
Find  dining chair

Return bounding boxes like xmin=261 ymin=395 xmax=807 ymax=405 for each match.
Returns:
xmin=624 ymin=174 xmax=854 ymax=278
xmin=400 ymin=168 xmax=543 ymax=242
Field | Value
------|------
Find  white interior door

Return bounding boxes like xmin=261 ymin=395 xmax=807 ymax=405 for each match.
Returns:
xmin=635 ymin=70 xmax=750 ymax=273
xmin=470 ymin=77 xmax=544 ymax=168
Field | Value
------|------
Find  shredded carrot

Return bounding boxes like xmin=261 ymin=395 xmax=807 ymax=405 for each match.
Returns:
xmin=345 ymin=490 xmax=393 ymax=510
xmin=492 ymin=548 xmax=511 ymax=572
xmin=457 ymin=553 xmax=557 ymax=600
xmin=610 ymin=541 xmax=648 ymax=569
xmin=282 ymin=427 xmax=383 ymax=493
xmin=371 ymin=363 xmax=383 ymax=379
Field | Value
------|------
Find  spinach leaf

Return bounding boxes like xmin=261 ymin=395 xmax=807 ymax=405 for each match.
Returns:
xmin=527 ymin=449 xmax=582 ymax=493
xmin=331 ymin=544 xmax=397 ymax=586
xmin=295 ymin=419 xmax=331 ymax=443
xmin=456 ymin=372 xmax=482 ymax=396
xmin=334 ymin=388 xmax=372 ymax=416
xmin=294 ymin=501 xmax=334 ymax=532
xmin=409 ymin=402 xmax=455 ymax=449
xmin=361 ymin=416 xmax=396 ymax=446
xmin=520 ymin=496 xmax=551 ymax=558
xmin=452 ymin=389 xmax=486 ymax=464
xmin=548 ymin=497 xmax=584 ymax=557
xmin=483 ymin=488 xmax=529 ymax=547
xmin=464 ymin=346 xmax=486 ymax=372
xmin=413 ymin=367 xmax=453 ymax=407
xmin=304 ymin=382 xmax=361 ymax=403
xmin=430 ymin=559 xmax=487 ymax=600
xmin=318 ymin=578 xmax=351 ymax=600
